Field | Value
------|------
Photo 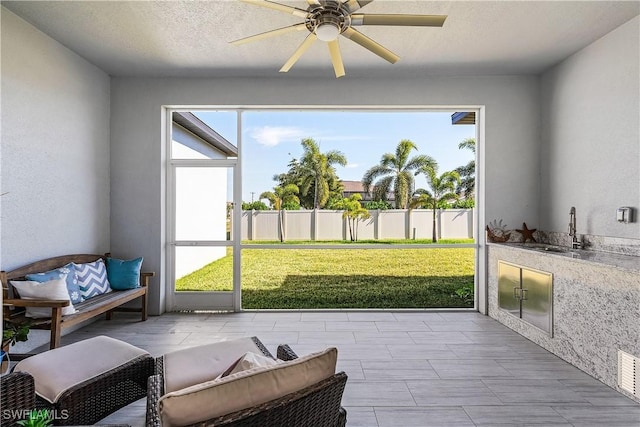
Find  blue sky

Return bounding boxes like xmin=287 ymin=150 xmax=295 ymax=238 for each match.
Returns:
xmin=195 ymin=111 xmax=475 ymax=203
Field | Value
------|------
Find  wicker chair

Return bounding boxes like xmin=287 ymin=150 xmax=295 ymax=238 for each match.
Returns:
xmin=146 ymin=338 xmax=348 ymax=427
xmin=1 ymin=371 xmax=36 ymax=427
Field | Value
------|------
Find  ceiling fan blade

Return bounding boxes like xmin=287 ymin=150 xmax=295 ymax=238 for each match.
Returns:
xmin=328 ymin=40 xmax=346 ymax=78
xmin=230 ymin=23 xmax=307 ymax=45
xmin=342 ymin=27 xmax=399 ymax=64
xmin=350 ymin=14 xmax=447 ymax=27
xmin=342 ymin=0 xmax=374 ymax=13
xmin=240 ymin=0 xmax=309 ymax=18
xmin=280 ymin=33 xmax=318 ymax=73
xmin=306 ymin=0 xmax=321 ymax=4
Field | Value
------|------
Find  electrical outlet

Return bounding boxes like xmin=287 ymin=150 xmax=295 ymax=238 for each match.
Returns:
xmin=616 ymin=207 xmax=634 ymax=223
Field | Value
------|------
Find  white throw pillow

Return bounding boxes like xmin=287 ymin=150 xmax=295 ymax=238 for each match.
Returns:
xmin=218 ymin=351 xmax=283 ymax=378
xmin=162 ymin=337 xmax=268 ymax=393
xmin=11 ymin=277 xmax=77 ymax=318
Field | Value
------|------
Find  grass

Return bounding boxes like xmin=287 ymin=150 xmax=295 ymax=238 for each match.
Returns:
xmin=176 ymin=245 xmax=475 ymax=309
xmin=242 ymin=238 xmax=475 ymax=245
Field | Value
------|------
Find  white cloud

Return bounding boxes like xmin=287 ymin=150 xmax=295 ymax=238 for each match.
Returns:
xmin=346 ymin=163 xmax=359 ymax=168
xmin=247 ymin=126 xmax=372 ymax=149
xmin=320 ymin=135 xmax=371 ymax=142
xmin=250 ymin=126 xmax=307 ymax=147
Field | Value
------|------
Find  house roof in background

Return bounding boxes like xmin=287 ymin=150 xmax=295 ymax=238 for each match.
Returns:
xmin=342 ymin=180 xmax=367 ymax=193
xmin=451 ymin=112 xmax=476 ymax=125
xmin=2 ymin=1 xmax=638 ymax=78
xmin=173 ymin=112 xmax=238 ymax=157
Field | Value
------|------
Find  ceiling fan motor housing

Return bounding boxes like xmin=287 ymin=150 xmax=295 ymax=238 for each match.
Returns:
xmin=306 ymin=0 xmax=351 ymax=37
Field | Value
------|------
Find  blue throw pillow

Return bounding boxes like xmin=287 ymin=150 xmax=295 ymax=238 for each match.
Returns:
xmin=106 ymin=257 xmax=143 ymax=290
xmin=26 ymin=263 xmax=83 ymax=304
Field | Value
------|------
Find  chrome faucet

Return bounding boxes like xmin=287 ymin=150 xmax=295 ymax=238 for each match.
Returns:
xmin=568 ymin=206 xmax=581 ymax=249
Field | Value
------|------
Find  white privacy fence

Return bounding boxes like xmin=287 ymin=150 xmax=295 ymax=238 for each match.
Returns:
xmin=239 ymin=209 xmax=475 ymax=241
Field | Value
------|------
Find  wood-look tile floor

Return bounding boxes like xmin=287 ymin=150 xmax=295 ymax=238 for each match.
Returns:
xmin=55 ymin=311 xmax=639 ymax=426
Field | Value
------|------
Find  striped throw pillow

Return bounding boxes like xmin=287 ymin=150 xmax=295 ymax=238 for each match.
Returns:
xmin=74 ymin=259 xmax=111 ymax=299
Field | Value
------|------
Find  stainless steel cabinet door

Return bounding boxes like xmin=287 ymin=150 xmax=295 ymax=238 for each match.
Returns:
xmin=521 ymin=268 xmax=553 ymax=335
xmin=498 ymin=261 xmax=521 ymax=317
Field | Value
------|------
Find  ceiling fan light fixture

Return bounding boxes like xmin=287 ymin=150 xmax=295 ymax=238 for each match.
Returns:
xmin=315 ymin=22 xmax=340 ymax=41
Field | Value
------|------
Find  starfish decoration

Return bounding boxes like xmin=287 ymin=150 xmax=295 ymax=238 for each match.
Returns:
xmin=516 ymin=222 xmax=537 ymax=243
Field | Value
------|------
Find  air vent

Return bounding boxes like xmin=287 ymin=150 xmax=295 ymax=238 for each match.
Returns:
xmin=618 ymin=350 xmax=638 ymax=398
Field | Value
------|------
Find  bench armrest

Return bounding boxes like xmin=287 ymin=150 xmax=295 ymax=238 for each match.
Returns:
xmin=140 ymin=272 xmax=154 ymax=287
xmin=3 ymin=298 xmax=70 ymax=308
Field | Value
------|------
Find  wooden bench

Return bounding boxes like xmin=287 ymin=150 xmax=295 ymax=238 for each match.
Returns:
xmin=2 ymin=253 xmax=154 ymax=350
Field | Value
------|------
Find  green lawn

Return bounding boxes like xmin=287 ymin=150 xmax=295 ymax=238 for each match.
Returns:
xmin=176 ymin=245 xmax=475 ymax=309
xmin=242 ymin=238 xmax=475 ymax=245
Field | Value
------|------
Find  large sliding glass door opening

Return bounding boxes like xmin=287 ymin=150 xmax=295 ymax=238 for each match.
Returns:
xmin=166 ymin=108 xmax=480 ymax=312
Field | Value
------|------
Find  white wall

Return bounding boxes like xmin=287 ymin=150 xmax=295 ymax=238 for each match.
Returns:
xmin=110 ymin=75 xmax=541 ymax=314
xmin=540 ymin=16 xmax=640 ymax=239
xmin=1 ymin=9 xmax=111 ymax=269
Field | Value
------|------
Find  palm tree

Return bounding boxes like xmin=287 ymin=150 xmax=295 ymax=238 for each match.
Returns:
xmin=454 ymin=138 xmax=476 ymax=200
xmin=260 ymin=184 xmax=300 ymax=242
xmin=273 ymin=157 xmax=302 ymax=189
xmin=337 ymin=194 xmax=371 ymax=241
xmin=298 ymin=138 xmax=347 ymax=209
xmin=411 ymin=165 xmax=460 ymax=242
xmin=362 ymin=139 xmax=436 ymax=209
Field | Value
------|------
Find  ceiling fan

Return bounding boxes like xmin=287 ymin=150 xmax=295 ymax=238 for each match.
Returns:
xmin=230 ymin=0 xmax=447 ymax=78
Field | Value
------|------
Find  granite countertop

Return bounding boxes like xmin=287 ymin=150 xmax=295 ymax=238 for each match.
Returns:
xmin=489 ymin=242 xmax=640 ymax=273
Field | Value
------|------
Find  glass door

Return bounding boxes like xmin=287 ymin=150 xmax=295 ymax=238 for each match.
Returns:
xmin=167 ymin=110 xmax=240 ymax=311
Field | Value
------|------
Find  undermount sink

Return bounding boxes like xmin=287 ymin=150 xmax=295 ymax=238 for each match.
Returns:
xmin=514 ymin=243 xmax=583 ymax=259
xmin=541 ymin=246 xmax=568 ymax=253
xmin=519 ymin=243 xmax=571 ymax=253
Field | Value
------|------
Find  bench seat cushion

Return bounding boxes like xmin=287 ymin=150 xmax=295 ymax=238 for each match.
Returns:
xmin=14 ymin=336 xmax=149 ymax=403
xmin=69 ymin=286 xmax=144 ymax=315
xmin=159 ymin=347 xmax=337 ymax=427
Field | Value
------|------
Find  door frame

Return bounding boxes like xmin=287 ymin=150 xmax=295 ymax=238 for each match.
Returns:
xmin=165 ymin=108 xmax=242 ymax=312
xmin=163 ymin=106 xmax=484 ymax=313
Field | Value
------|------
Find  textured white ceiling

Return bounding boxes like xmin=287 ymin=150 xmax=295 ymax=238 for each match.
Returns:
xmin=3 ymin=0 xmax=639 ymax=78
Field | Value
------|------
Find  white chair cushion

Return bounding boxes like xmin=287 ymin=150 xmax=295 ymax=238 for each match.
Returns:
xmin=162 ymin=337 xmax=266 ymax=393
xmin=14 ymin=335 xmax=149 ymax=403
xmin=159 ymin=347 xmax=338 ymax=427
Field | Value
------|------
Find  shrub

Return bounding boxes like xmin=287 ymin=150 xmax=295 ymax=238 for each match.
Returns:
xmin=363 ymin=200 xmax=391 ymax=210
xmin=242 ymin=201 xmax=269 ymax=210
